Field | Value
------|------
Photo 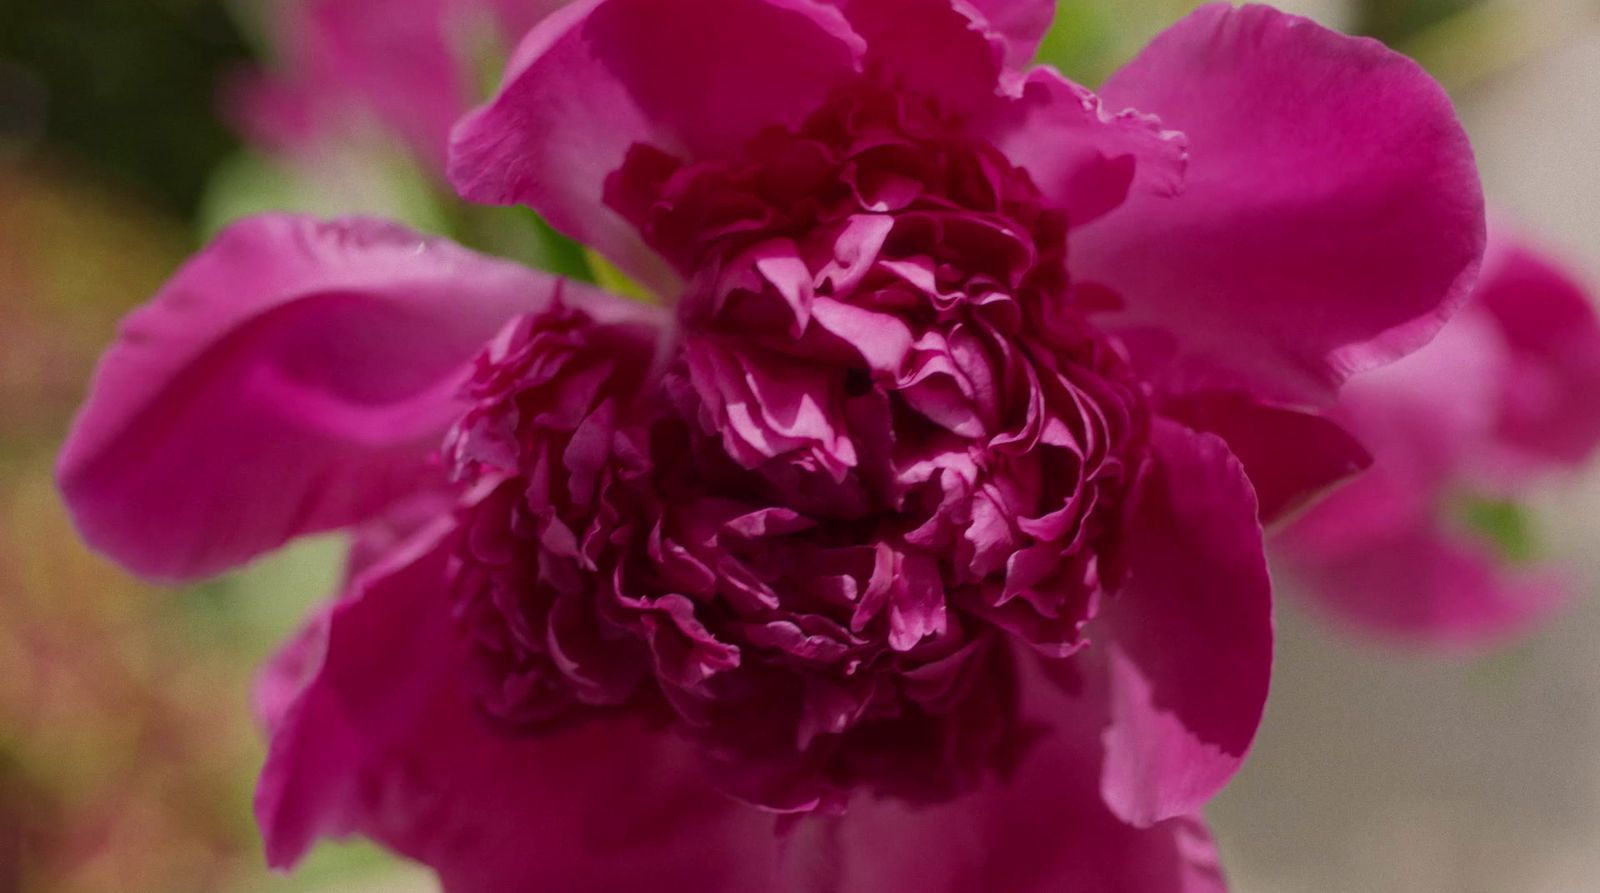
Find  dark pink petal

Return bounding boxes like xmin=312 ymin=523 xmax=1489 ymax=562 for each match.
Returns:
xmin=964 ymin=0 xmax=1057 ymax=66
xmin=1097 ymin=420 xmax=1271 ymax=826
xmin=983 ymin=67 xmax=1186 ymax=226
xmin=783 ymin=660 xmax=1227 ymax=893
xmin=825 ymin=0 xmax=1001 ymax=112
xmin=449 ymin=0 xmax=863 ymax=294
xmin=1077 ymin=3 xmax=1485 ymax=405
xmin=1288 ymin=522 xmax=1568 ymax=649
xmin=1476 ymin=235 xmax=1600 ymax=468
xmin=57 ymin=214 xmax=650 ymax=582
xmin=1162 ymin=392 xmax=1370 ymax=525
xmin=257 ymin=522 xmax=782 ymax=891
xmin=344 ymin=487 xmax=463 ymax=580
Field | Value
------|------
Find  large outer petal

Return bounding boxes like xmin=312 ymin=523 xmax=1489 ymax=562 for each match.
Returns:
xmin=783 ymin=657 xmax=1227 ymax=893
xmin=983 ymin=67 xmax=1187 ymax=227
xmin=449 ymin=0 xmax=864 ymax=294
xmin=1096 ymin=421 xmax=1272 ymax=826
xmin=257 ymin=521 xmax=783 ymax=891
xmin=57 ymin=214 xmax=654 ymax=582
xmin=1076 ymin=3 xmax=1485 ymax=405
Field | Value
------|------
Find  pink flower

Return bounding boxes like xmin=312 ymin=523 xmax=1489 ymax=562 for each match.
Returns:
xmin=61 ymin=2 xmax=1484 ymax=889
xmin=1278 ymin=231 xmax=1600 ymax=648
xmin=227 ymin=0 xmax=571 ymax=168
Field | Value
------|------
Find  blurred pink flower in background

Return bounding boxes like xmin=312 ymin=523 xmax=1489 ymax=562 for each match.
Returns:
xmin=1279 ymin=231 xmax=1600 ymax=648
xmin=228 ymin=0 xmax=571 ymax=169
xmin=58 ymin=1 xmax=1485 ymax=890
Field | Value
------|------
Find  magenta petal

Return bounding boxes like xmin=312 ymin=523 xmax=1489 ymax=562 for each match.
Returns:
xmin=257 ymin=522 xmax=781 ymax=891
xmin=253 ymin=602 xmax=331 ymax=734
xmin=985 ymin=67 xmax=1186 ymax=227
xmin=1289 ymin=523 xmax=1568 ymax=649
xmin=449 ymin=0 xmax=863 ymax=293
xmin=1476 ymin=234 xmax=1600 ymax=467
xmin=1098 ymin=420 xmax=1271 ymax=826
xmin=783 ymin=662 xmax=1226 ymax=893
xmin=254 ymin=522 xmax=454 ymax=868
xmin=825 ymin=0 xmax=1001 ymax=112
xmin=1161 ymin=392 xmax=1371 ymax=525
xmin=1077 ymin=3 xmax=1485 ymax=404
xmin=964 ymin=0 xmax=1057 ymax=66
xmin=57 ymin=214 xmax=648 ymax=582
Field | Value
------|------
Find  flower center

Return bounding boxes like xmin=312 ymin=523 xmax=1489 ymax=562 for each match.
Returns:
xmin=449 ymin=86 xmax=1151 ymax=811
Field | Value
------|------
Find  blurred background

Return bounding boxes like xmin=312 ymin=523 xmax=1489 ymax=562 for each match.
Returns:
xmin=1 ymin=0 xmax=1597 ymax=890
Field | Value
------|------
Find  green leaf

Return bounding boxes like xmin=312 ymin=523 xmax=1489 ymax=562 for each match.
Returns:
xmin=1458 ymin=496 xmax=1538 ymax=565
xmin=524 ymin=210 xmax=599 ymax=281
xmin=584 ymin=249 xmax=655 ymax=302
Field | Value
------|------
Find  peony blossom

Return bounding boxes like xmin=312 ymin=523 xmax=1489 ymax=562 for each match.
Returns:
xmin=1278 ymin=231 xmax=1600 ymax=648
xmin=228 ymin=0 xmax=570 ymax=168
xmin=61 ymin=2 xmax=1485 ymax=889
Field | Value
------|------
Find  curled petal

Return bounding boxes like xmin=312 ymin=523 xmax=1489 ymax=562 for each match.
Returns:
xmin=57 ymin=214 xmax=644 ymax=581
xmin=1077 ymin=2 xmax=1485 ymax=404
xmin=450 ymin=0 xmax=864 ymax=294
xmin=961 ymin=0 xmax=1056 ymax=67
xmin=1097 ymin=420 xmax=1272 ymax=826
xmin=984 ymin=67 xmax=1186 ymax=227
